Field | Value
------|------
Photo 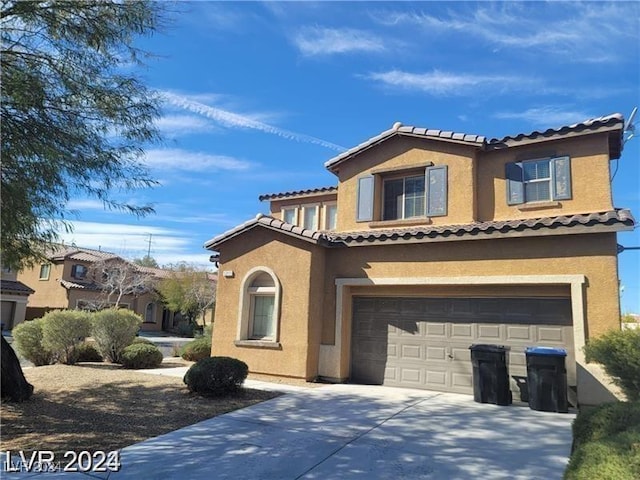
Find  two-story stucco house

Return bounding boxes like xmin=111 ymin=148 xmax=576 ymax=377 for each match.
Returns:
xmin=17 ymin=245 xmax=173 ymax=332
xmin=205 ymin=114 xmax=634 ymax=406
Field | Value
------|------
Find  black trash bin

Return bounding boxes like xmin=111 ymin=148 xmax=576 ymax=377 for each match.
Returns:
xmin=469 ymin=344 xmax=512 ymax=406
xmin=525 ymin=347 xmax=569 ymax=413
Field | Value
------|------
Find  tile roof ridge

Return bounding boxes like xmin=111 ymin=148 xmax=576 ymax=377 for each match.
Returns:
xmin=258 ymin=186 xmax=338 ymax=202
xmin=488 ymin=113 xmax=624 ymax=144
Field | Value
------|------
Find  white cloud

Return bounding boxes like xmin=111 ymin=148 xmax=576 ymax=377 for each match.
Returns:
xmin=142 ymin=148 xmax=253 ymax=172
xmin=494 ymin=107 xmax=593 ymax=128
xmin=55 ymin=220 xmax=212 ymax=269
xmin=365 ymin=69 xmax=536 ymax=96
xmin=161 ymin=91 xmax=345 ymax=152
xmin=67 ymin=199 xmax=108 ymax=211
xmin=155 ymin=115 xmax=218 ymax=136
xmin=292 ymin=27 xmax=386 ymax=56
xmin=374 ymin=3 xmax=637 ymax=63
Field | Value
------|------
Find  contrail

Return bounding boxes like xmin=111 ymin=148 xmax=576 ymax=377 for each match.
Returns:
xmin=161 ymin=91 xmax=345 ymax=152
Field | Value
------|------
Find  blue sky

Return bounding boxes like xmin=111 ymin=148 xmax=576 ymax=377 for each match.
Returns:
xmin=59 ymin=1 xmax=640 ymax=312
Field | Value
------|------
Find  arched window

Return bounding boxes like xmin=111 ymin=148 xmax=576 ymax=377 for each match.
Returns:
xmin=237 ymin=267 xmax=281 ymax=343
xmin=145 ymin=302 xmax=156 ymax=323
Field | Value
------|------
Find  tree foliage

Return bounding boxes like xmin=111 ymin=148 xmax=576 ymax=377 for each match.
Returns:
xmin=133 ymin=255 xmax=159 ymax=268
xmin=1 ymin=1 xmax=164 ymax=269
xmin=158 ymin=263 xmax=216 ymax=325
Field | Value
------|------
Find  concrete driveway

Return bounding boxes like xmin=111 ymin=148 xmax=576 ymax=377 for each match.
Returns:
xmin=109 ymin=383 xmax=573 ymax=479
xmin=2 ymin=377 xmax=575 ymax=479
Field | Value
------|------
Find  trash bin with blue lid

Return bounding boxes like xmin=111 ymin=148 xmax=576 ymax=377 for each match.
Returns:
xmin=525 ymin=346 xmax=568 ymax=413
xmin=469 ymin=344 xmax=512 ymax=406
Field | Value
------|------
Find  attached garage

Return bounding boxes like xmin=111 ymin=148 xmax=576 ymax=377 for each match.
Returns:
xmin=350 ymin=296 xmax=575 ymax=402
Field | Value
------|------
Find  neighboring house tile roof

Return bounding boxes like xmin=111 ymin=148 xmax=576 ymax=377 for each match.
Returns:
xmin=49 ymin=244 xmax=120 ymax=262
xmin=204 ymin=214 xmax=326 ymax=250
xmin=205 ymin=209 xmax=634 ymax=251
xmin=325 ymin=114 xmax=625 ymax=172
xmin=258 ymin=186 xmax=338 ymax=202
xmin=60 ymin=279 xmax=101 ymax=291
xmin=0 ymin=280 xmax=35 ymax=295
xmin=328 ymin=209 xmax=634 ymax=245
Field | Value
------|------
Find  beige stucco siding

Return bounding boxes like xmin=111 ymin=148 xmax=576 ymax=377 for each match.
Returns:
xmin=18 ymin=262 xmax=68 ymax=308
xmin=336 ymin=136 xmax=477 ymax=231
xmin=318 ymin=232 xmax=619 ymax=378
xmin=213 ymin=228 xmax=325 ymax=379
xmin=478 ymin=134 xmax=613 ymax=222
xmin=269 ymin=193 xmax=338 ymax=218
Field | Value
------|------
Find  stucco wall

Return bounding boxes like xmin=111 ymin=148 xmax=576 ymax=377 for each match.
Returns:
xmin=478 ymin=134 xmax=613 ymax=222
xmin=18 ymin=262 xmax=68 ymax=308
xmin=318 ymin=232 xmax=620 ymax=378
xmin=336 ymin=136 xmax=477 ymax=231
xmin=333 ymin=132 xmax=614 ymax=232
xmin=213 ymin=228 xmax=324 ymax=379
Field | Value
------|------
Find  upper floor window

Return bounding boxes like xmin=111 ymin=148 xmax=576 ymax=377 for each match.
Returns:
xmin=39 ymin=264 xmax=51 ymax=280
xmin=282 ymin=207 xmax=297 ymax=225
xmin=324 ymin=203 xmax=337 ymax=230
xmin=71 ymin=264 xmax=88 ymax=280
xmin=384 ymin=175 xmax=425 ymax=220
xmin=302 ymin=204 xmax=319 ymax=230
xmin=506 ymin=156 xmax=571 ymax=205
xmin=357 ymin=165 xmax=448 ymax=222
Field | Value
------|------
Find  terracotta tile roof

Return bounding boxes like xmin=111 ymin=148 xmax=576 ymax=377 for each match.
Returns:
xmin=60 ymin=279 xmax=100 ymax=291
xmin=204 ymin=214 xmax=326 ymax=250
xmin=325 ymin=114 xmax=625 ymax=173
xmin=205 ymin=209 xmax=633 ymax=251
xmin=49 ymin=244 xmax=119 ymax=262
xmin=488 ymin=113 xmax=623 ymax=145
xmin=328 ymin=209 xmax=634 ymax=245
xmin=0 ymin=280 xmax=35 ymax=295
xmin=258 ymin=186 xmax=338 ymax=202
xmin=325 ymin=122 xmax=485 ymax=172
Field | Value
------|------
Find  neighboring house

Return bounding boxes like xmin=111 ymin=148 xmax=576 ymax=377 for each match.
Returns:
xmin=206 ymin=114 xmax=634 ymax=407
xmin=1 ymin=266 xmax=35 ymax=331
xmin=16 ymin=245 xmax=174 ymax=332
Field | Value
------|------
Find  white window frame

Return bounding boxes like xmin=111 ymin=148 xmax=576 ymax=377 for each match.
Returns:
xmin=39 ymin=264 xmax=51 ymax=280
xmin=237 ymin=267 xmax=281 ymax=344
xmin=323 ymin=202 xmax=338 ymax=230
xmin=281 ymin=206 xmax=299 ymax=226
xmin=522 ymin=158 xmax=552 ymax=203
xmin=301 ymin=203 xmax=320 ymax=231
xmin=382 ymin=174 xmax=426 ymax=220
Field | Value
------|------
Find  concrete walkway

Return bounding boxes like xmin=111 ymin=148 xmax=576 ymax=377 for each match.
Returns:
xmin=3 ymin=377 xmax=575 ymax=479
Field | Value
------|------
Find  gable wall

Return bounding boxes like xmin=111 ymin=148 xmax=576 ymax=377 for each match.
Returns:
xmin=213 ymin=228 xmax=325 ymax=379
xmin=477 ymin=134 xmax=613 ymax=222
xmin=336 ymin=136 xmax=477 ymax=231
xmin=18 ymin=262 xmax=68 ymax=309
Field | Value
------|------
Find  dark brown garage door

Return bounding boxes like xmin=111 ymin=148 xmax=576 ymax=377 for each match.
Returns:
xmin=351 ymin=297 xmax=574 ymax=398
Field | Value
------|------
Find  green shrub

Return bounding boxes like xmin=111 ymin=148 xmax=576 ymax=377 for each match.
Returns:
xmin=183 ymin=357 xmax=248 ymax=397
xmin=565 ymin=401 xmax=640 ymax=480
xmin=91 ymin=309 xmax=142 ymax=363
xmin=176 ymin=322 xmax=195 ymax=337
xmin=120 ymin=343 xmax=163 ymax=369
xmin=75 ymin=342 xmax=103 ymax=362
xmin=41 ymin=310 xmax=91 ymax=364
xmin=131 ymin=337 xmax=154 ymax=345
xmin=584 ymin=328 xmax=640 ymax=401
xmin=572 ymin=401 xmax=640 ymax=447
xmin=180 ymin=336 xmax=211 ymax=362
xmin=12 ymin=319 xmax=56 ymax=366
xmin=565 ymin=423 xmax=640 ymax=479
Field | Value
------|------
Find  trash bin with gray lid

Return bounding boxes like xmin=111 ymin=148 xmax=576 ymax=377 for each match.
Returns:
xmin=469 ymin=344 xmax=512 ymax=406
xmin=525 ymin=346 xmax=569 ymax=413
